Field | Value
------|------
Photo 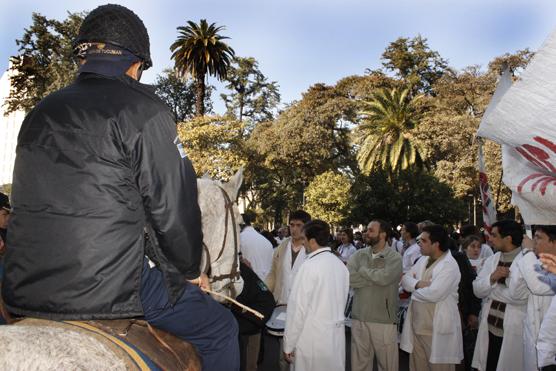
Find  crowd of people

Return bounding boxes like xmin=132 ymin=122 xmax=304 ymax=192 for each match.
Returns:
xmin=0 ymin=4 xmax=555 ymax=371
xmin=238 ymin=210 xmax=556 ymax=371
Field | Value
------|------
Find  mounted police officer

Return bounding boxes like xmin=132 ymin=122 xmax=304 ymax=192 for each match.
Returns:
xmin=1 ymin=5 xmax=239 ymax=370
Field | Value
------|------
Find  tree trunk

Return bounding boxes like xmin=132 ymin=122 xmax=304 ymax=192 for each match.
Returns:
xmin=195 ymin=74 xmax=206 ymax=117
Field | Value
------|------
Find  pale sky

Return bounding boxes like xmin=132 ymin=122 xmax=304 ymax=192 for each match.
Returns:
xmin=1 ymin=0 xmax=556 ymax=113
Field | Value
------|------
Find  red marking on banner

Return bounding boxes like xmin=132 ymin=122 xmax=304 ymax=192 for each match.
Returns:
xmin=534 ymin=136 xmax=556 ymax=154
xmin=540 ymin=178 xmax=556 ymax=196
xmin=517 ymin=173 xmax=545 ymax=193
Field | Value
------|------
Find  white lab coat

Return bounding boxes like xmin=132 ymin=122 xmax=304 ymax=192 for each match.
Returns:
xmin=283 ymin=247 xmax=349 ymax=371
xmin=538 ymin=295 xmax=556 ymax=368
xmin=277 ymin=241 xmax=307 ymax=305
xmin=337 ymin=243 xmax=356 ymax=263
xmin=402 ymin=242 xmax=422 ymax=273
xmin=400 ymin=252 xmax=463 ymax=364
xmin=480 ymin=243 xmax=494 ymax=260
xmin=472 ymin=251 xmax=527 ymax=371
xmin=240 ymin=226 xmax=274 ymax=281
xmin=508 ymin=250 xmax=554 ymax=371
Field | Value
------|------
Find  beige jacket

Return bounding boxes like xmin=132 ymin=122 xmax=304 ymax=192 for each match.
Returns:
xmin=265 ymin=237 xmax=306 ymax=304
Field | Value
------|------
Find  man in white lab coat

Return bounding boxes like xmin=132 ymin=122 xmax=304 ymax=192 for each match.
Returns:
xmin=400 ymin=224 xmax=463 ymax=371
xmin=401 ymin=222 xmax=421 ymax=273
xmin=508 ymin=225 xmax=555 ymax=371
xmin=266 ymin=210 xmax=311 ymax=371
xmin=472 ymin=220 xmax=527 ymax=371
xmin=283 ymin=219 xmax=349 ymax=371
xmin=533 ymin=225 xmax=556 ymax=370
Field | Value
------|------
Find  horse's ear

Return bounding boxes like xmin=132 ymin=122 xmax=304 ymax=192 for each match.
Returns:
xmin=202 ymin=172 xmax=211 ymax=179
xmin=225 ymin=167 xmax=244 ymax=200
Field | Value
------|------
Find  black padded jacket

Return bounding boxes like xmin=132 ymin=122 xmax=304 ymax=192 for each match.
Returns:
xmin=1 ymin=73 xmax=202 ymax=320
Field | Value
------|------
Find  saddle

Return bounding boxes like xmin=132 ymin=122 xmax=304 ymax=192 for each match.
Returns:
xmin=1 ymin=300 xmax=200 ymax=371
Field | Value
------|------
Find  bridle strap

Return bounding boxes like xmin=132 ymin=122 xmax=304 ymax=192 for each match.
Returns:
xmin=210 ymin=186 xmax=240 ymax=283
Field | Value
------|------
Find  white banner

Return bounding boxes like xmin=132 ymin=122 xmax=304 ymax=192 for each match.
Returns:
xmin=477 ymin=31 xmax=556 ymax=225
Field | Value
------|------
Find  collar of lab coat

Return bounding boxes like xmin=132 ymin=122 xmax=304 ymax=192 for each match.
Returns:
xmin=307 ymin=247 xmax=332 ymax=259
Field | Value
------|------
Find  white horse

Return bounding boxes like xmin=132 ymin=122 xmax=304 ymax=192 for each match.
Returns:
xmin=0 ymin=170 xmax=245 ymax=370
xmin=197 ymin=169 xmax=244 ymax=301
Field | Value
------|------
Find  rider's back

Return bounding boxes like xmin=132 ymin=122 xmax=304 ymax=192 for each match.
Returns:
xmin=1 ymin=72 xmax=201 ymax=320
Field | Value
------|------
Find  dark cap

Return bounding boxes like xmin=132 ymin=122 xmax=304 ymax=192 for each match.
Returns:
xmin=74 ymin=4 xmax=152 ymax=69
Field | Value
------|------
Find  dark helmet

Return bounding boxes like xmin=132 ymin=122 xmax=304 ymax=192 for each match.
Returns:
xmin=74 ymin=4 xmax=152 ymax=69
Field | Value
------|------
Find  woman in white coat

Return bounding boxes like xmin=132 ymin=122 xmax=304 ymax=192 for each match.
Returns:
xmin=400 ymin=225 xmax=463 ymax=370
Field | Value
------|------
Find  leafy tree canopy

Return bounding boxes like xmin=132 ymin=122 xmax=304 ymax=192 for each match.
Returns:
xmin=177 ymin=116 xmax=245 ymax=180
xmin=349 ymin=169 xmax=465 ymax=226
xmin=154 ymin=68 xmax=213 ymax=122
xmin=221 ymin=56 xmax=280 ymax=128
xmin=355 ymin=87 xmax=426 ymax=174
xmin=6 ymin=12 xmax=85 ymax=114
xmin=379 ymin=35 xmax=448 ymax=95
xmin=305 ymin=171 xmax=352 ymax=226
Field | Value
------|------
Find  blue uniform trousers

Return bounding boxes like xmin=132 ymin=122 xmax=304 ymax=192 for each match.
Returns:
xmin=140 ymin=259 xmax=239 ymax=371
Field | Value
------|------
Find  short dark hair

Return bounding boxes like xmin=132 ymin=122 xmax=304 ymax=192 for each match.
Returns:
xmin=422 ymin=224 xmax=449 ymax=252
xmin=241 ymin=210 xmax=256 ymax=226
xmin=339 ymin=228 xmax=354 ymax=243
xmin=534 ymin=225 xmax=556 ymax=242
xmin=289 ymin=210 xmax=311 ymax=224
xmin=402 ymin=222 xmax=419 ymax=239
xmin=303 ymin=220 xmax=330 ymax=246
xmin=260 ymin=230 xmax=278 ymax=248
xmin=460 ymin=224 xmax=480 ymax=238
xmin=418 ymin=220 xmax=434 ymax=232
xmin=371 ymin=219 xmax=392 ymax=237
xmin=461 ymin=235 xmax=481 ymax=250
xmin=492 ymin=220 xmax=523 ymax=247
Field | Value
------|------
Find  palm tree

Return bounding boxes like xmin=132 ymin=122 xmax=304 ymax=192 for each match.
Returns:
xmin=171 ymin=19 xmax=235 ymax=116
xmin=355 ymin=88 xmax=425 ymax=174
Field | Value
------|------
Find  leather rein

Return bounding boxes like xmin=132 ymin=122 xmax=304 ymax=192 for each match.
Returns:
xmin=202 ymin=186 xmax=240 ymax=286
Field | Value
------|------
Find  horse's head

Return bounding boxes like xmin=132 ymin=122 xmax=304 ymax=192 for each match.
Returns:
xmin=196 ymin=169 xmax=244 ymax=302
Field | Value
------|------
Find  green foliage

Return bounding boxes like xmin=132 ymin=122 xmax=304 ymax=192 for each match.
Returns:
xmin=349 ymin=169 xmax=465 ymax=226
xmin=6 ymin=12 xmax=85 ymax=114
xmin=305 ymin=171 xmax=352 ymax=225
xmin=177 ymin=116 xmax=246 ymax=180
xmin=5 ymin=20 xmax=534 ymax=226
xmin=355 ymin=88 xmax=425 ymax=174
xmin=251 ymin=83 xmax=357 ymax=180
xmin=154 ymin=69 xmax=213 ymax=121
xmin=488 ymin=49 xmax=534 ymax=76
xmin=221 ymin=56 xmax=280 ymax=127
xmin=245 ymin=83 xmax=359 ymax=223
xmin=170 ymin=19 xmax=235 ymax=116
xmin=380 ymin=35 xmax=448 ymax=95
xmin=415 ymin=50 xmax=532 ymax=212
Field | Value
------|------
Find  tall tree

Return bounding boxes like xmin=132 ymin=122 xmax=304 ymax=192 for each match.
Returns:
xmin=355 ymin=87 xmax=425 ymax=174
xmin=415 ymin=49 xmax=533 ymax=213
xmin=380 ymin=35 xmax=448 ymax=95
xmin=177 ymin=116 xmax=245 ymax=180
xmin=6 ymin=12 xmax=85 ymax=114
xmin=247 ymin=83 xmax=358 ymax=223
xmin=349 ymin=169 xmax=465 ymax=226
xmin=305 ymin=171 xmax=351 ymax=226
xmin=154 ymin=69 xmax=213 ymax=122
xmin=170 ymin=19 xmax=235 ymax=116
xmin=220 ymin=56 xmax=280 ymax=128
